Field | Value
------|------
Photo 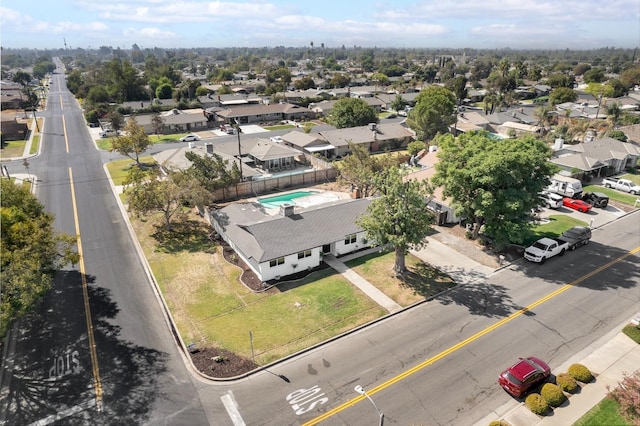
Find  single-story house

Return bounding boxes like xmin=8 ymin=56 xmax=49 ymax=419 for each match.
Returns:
xmin=0 ymin=116 xmax=29 ymax=141
xmin=209 ymin=198 xmax=372 ymax=282
xmin=216 ymin=103 xmax=313 ymax=125
xmin=281 ymin=130 xmax=335 ymax=157
xmin=318 ymin=122 xmax=415 ymax=158
xmin=551 ymin=136 xmax=640 ymax=176
xmin=131 ymin=108 xmax=210 ymax=134
xmin=0 ymin=83 xmax=25 ymax=110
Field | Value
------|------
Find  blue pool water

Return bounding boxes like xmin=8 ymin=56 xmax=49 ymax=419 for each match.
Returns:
xmin=258 ymin=191 xmax=318 ymax=208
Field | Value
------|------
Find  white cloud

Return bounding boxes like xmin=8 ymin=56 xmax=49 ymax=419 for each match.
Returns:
xmin=123 ymin=27 xmax=177 ymax=39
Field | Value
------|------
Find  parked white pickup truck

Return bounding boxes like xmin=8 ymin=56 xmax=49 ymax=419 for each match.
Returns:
xmin=602 ymin=178 xmax=640 ymax=195
xmin=524 ymin=238 xmax=569 ymax=264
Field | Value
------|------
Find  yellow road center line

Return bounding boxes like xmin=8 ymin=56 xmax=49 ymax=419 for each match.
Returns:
xmin=305 ymin=246 xmax=640 ymax=425
xmin=62 ymin=115 xmax=69 ymax=153
xmin=68 ymin=168 xmax=103 ymax=411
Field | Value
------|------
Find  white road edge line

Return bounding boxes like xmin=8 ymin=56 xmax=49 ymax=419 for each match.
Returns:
xmin=27 ymin=398 xmax=96 ymax=426
xmin=221 ymin=391 xmax=246 ymax=426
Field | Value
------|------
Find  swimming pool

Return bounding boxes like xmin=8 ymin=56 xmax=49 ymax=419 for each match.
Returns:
xmin=257 ymin=191 xmax=319 ymax=208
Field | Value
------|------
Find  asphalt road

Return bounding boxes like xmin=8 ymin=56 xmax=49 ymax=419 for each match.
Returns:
xmin=0 ymin=62 xmax=209 ymax=425
xmin=1 ymin=62 xmax=639 ymax=426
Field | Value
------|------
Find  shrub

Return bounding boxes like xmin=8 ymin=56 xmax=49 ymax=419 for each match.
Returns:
xmin=607 ymin=370 xmax=640 ymax=426
xmin=556 ymin=373 xmax=579 ymax=393
xmin=568 ymin=363 xmax=594 ymax=383
xmin=488 ymin=421 xmax=510 ymax=426
xmin=540 ymin=383 xmax=566 ymax=407
xmin=525 ymin=393 xmax=549 ymax=415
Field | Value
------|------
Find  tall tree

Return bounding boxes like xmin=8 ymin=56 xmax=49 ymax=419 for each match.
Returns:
xmin=150 ymin=112 xmax=165 ymax=138
xmin=433 ymin=131 xmax=557 ymax=248
xmin=184 ymin=150 xmax=241 ymax=193
xmin=110 ymin=117 xmax=151 ymax=165
xmin=126 ymin=167 xmax=210 ymax=230
xmin=407 ymin=85 xmax=456 ymax=141
xmin=357 ymin=167 xmax=434 ymax=276
xmin=327 ymin=98 xmax=378 ymax=129
xmin=337 ymin=142 xmax=397 ymax=197
xmin=0 ymin=180 xmax=79 ymax=337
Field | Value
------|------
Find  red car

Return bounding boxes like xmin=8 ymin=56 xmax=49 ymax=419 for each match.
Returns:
xmin=562 ymin=197 xmax=592 ymax=213
xmin=498 ymin=356 xmax=551 ymax=398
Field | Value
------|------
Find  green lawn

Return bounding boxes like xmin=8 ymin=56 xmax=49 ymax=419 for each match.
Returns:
xmin=263 ymin=124 xmax=296 ymax=131
xmin=573 ymin=397 xmax=631 ymax=426
xmin=133 ymin=213 xmax=387 ymax=364
xmin=0 ymin=140 xmax=26 ymax=159
xmin=622 ymin=323 xmax=640 ymax=344
xmin=30 ymin=135 xmax=40 ymax=154
xmin=523 ymin=214 xmax=589 ymax=246
xmin=105 ymin=156 xmax=156 ymax=186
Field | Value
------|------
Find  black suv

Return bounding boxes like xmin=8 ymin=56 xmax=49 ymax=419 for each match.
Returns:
xmin=582 ymin=192 xmax=609 ymax=208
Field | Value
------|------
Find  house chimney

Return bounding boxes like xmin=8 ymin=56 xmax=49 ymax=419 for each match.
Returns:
xmin=280 ymin=203 xmax=294 ymax=217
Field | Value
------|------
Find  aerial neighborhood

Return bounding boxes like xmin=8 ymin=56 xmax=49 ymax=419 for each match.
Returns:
xmin=2 ymin=43 xmax=640 ymax=425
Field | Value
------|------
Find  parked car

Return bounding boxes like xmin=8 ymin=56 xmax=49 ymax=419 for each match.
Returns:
xmin=562 ymin=197 xmax=592 ymax=213
xmin=99 ymin=129 xmax=119 ymax=138
xmin=269 ymin=136 xmax=283 ymax=143
xmin=540 ymin=191 xmax=563 ymax=209
xmin=581 ymin=192 xmax=609 ymax=208
xmin=558 ymin=226 xmax=592 ymax=250
xmin=498 ymin=356 xmax=551 ymax=398
xmin=602 ymin=178 xmax=640 ymax=195
xmin=179 ymin=134 xmax=200 ymax=142
xmin=524 ymin=237 xmax=569 ymax=263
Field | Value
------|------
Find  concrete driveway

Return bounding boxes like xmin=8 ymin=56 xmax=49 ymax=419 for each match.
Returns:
xmin=537 ymin=203 xmax=628 ymax=228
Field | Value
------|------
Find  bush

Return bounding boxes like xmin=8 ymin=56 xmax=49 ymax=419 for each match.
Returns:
xmin=540 ymin=383 xmax=566 ymax=407
xmin=556 ymin=373 xmax=579 ymax=393
xmin=488 ymin=421 xmax=510 ymax=426
xmin=525 ymin=393 xmax=549 ymax=415
xmin=568 ymin=363 xmax=594 ymax=383
xmin=607 ymin=370 xmax=640 ymax=426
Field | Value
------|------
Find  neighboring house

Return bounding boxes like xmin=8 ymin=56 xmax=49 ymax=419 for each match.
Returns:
xmin=0 ymin=116 xmax=29 ymax=141
xmin=620 ymin=124 xmax=640 ymax=144
xmin=215 ymin=103 xmax=313 ymax=125
xmin=496 ymin=121 xmax=541 ymax=137
xmin=208 ymin=198 xmax=372 ymax=282
xmin=281 ymin=130 xmax=335 ymax=157
xmin=152 ymin=143 xmax=261 ymax=181
xmin=0 ymin=82 xmax=24 ymax=110
xmin=132 ymin=108 xmax=210 ymax=134
xmin=551 ymin=136 xmax=640 ymax=175
xmin=409 ymin=149 xmax=461 ymax=225
xmin=318 ymin=122 xmax=415 ymax=158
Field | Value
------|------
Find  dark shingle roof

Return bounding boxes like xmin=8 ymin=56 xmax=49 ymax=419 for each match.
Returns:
xmin=214 ymin=198 xmax=371 ymax=262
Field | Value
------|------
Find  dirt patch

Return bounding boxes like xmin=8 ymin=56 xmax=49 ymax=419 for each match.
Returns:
xmin=188 ymin=347 xmax=259 ymax=378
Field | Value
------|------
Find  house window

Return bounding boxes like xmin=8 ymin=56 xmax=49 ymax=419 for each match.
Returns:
xmin=269 ymin=257 xmax=285 ymax=267
xmin=297 ymin=250 xmax=312 ymax=259
xmin=344 ymin=234 xmax=357 ymax=245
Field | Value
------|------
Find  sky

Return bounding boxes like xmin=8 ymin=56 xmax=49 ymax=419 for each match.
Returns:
xmin=1 ymin=0 xmax=639 ymax=51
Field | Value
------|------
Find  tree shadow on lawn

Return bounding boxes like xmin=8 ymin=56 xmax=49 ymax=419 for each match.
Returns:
xmin=150 ymin=216 xmax=216 ymax=254
xmin=399 ymin=262 xmax=457 ymax=298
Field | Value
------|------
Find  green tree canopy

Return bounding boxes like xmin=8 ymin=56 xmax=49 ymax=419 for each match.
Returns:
xmin=390 ymin=94 xmax=407 ymax=113
xmin=126 ymin=167 xmax=210 ymax=230
xmin=337 ymin=142 xmax=398 ymax=197
xmin=1 ymin=180 xmax=79 ymax=337
xmin=110 ymin=117 xmax=151 ymax=165
xmin=184 ymin=150 xmax=241 ymax=193
xmin=549 ymin=87 xmax=578 ymax=106
xmin=407 ymin=86 xmax=456 ymax=141
xmin=327 ymin=98 xmax=378 ymax=129
xmin=432 ymin=131 xmax=557 ymax=248
xmin=356 ymin=167 xmax=434 ymax=275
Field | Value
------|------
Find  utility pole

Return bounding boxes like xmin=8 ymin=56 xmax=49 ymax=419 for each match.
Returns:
xmin=233 ymin=119 xmax=243 ymax=181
